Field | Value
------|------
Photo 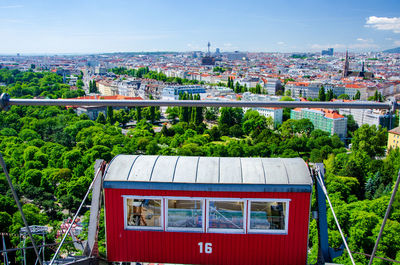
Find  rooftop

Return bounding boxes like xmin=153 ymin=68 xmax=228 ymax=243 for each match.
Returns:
xmin=389 ymin=127 xmax=400 ymax=135
xmin=104 ymin=155 xmax=312 ymax=187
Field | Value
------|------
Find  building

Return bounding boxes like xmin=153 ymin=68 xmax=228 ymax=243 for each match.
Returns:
xmin=71 ymin=95 xmax=143 ymax=120
xmin=201 ymin=56 xmax=216 ymax=66
xmin=226 ymin=51 xmax=247 ymax=61
xmin=161 ymin=85 xmax=207 ymax=100
xmin=287 ymin=82 xmax=363 ymax=100
xmin=98 ymin=80 xmax=118 ymax=96
xmin=322 ymin=48 xmax=334 ymax=56
xmin=103 ymin=155 xmax=312 ymax=265
xmin=239 ymin=77 xmax=260 ymax=89
xmin=321 ymin=48 xmax=334 ymax=56
xmin=76 ymin=106 xmax=107 ymax=120
xmin=339 ymin=105 xmax=395 ymax=130
xmin=243 ymin=107 xmax=283 ymax=126
xmin=241 ymin=92 xmax=283 ymax=126
xmin=291 ymin=108 xmax=347 ymax=139
xmin=286 ymin=82 xmax=319 ymax=98
xmin=342 ymin=51 xmax=374 ymax=79
xmin=388 ymin=127 xmax=400 ymax=150
xmin=95 ymin=66 xmax=107 ymax=75
xmin=263 ymin=78 xmax=282 ymax=95
xmin=201 ymin=42 xmax=216 ymax=66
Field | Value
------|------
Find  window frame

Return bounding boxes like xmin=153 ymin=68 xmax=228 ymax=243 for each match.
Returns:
xmin=123 ymin=195 xmax=164 ymax=231
xmin=247 ymin=199 xmax=290 ymax=235
xmin=165 ymin=197 xmax=205 ymax=232
xmin=206 ymin=198 xmax=247 ymax=234
xmin=122 ymin=196 xmax=291 ymax=235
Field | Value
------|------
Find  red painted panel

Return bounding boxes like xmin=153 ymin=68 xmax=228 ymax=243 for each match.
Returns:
xmin=104 ymin=188 xmax=311 ymax=265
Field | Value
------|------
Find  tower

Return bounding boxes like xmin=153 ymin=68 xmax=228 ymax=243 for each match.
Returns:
xmin=207 ymin=42 xmax=211 ymax=56
xmin=343 ymin=50 xmax=349 ymax=78
xmin=359 ymin=61 xmax=366 ymax=77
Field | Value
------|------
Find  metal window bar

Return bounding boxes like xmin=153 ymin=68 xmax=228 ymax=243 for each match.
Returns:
xmin=209 ymin=205 xmax=242 ymax=229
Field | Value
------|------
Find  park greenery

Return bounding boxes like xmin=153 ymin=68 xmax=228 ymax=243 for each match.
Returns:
xmin=0 ymin=68 xmax=399 ymax=264
xmin=108 ymin=66 xmax=203 ymax=85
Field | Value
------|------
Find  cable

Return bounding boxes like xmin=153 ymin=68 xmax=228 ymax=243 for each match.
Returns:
xmin=368 ymin=169 xmax=400 ymax=265
xmin=49 ymin=166 xmax=102 ymax=265
xmin=0 ymin=153 xmax=43 ymax=265
xmin=0 ymin=240 xmax=82 ymax=254
xmin=352 ymin=251 xmax=400 ymax=263
xmin=315 ymin=167 xmax=356 ymax=265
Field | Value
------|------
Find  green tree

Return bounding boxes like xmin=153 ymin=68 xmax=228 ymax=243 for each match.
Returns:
xmin=338 ymin=94 xmax=350 ymax=100
xmin=280 ymin=96 xmax=294 ymax=101
xmin=351 ymin=124 xmax=387 ymax=157
xmin=148 ymin=94 xmax=157 ymax=123
xmin=166 ymin=107 xmax=179 ymax=123
xmin=179 ymin=93 xmax=190 ymax=123
xmin=344 ymin=114 xmax=358 ymax=135
xmin=135 ymin=107 xmax=142 ymax=121
xmin=19 ymin=129 xmax=41 ymax=141
xmin=318 ymin=86 xmax=326 ymax=101
xmin=205 ymin=108 xmax=218 ymax=121
xmin=326 ymin=89 xmax=334 ymax=101
xmin=194 ymin=94 xmax=204 ymax=125
xmin=242 ymin=110 xmax=268 ymax=135
xmin=96 ymin=112 xmax=106 ymax=124
xmin=106 ymin=106 xmax=114 ymax=124
xmin=218 ymin=107 xmax=243 ymax=128
xmin=374 ymin=90 xmax=379 ymax=101
xmin=354 ymin=90 xmax=361 ymax=100
xmin=255 ymin=83 xmax=262 ymax=94
xmin=235 ymin=82 xmax=241 ymax=93
xmin=0 ymin=212 xmax=12 ymax=232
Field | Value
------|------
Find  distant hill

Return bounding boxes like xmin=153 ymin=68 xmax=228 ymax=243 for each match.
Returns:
xmin=383 ymin=47 xmax=400 ymax=53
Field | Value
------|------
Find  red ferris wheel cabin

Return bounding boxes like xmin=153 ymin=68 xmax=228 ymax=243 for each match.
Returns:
xmin=103 ymin=155 xmax=313 ymax=265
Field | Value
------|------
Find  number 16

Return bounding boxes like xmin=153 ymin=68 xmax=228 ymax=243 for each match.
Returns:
xmin=198 ymin=242 xmax=212 ymax=254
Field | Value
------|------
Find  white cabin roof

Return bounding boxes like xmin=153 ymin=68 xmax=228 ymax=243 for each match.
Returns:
xmin=104 ymin=155 xmax=312 ymax=185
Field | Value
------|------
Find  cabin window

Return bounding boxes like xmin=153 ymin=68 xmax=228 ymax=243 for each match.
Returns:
xmin=166 ymin=199 xmax=203 ymax=231
xmin=126 ymin=198 xmax=162 ymax=229
xmin=248 ymin=200 xmax=289 ymax=234
xmin=208 ymin=200 xmax=245 ymax=232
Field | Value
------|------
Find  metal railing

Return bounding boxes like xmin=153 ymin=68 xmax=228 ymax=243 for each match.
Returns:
xmin=0 ymin=93 xmax=398 ymax=110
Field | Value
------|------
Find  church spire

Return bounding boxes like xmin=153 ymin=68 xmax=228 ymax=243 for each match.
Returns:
xmin=343 ymin=50 xmax=349 ymax=78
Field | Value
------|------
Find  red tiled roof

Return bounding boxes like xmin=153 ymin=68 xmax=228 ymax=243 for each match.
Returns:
xmin=345 ymin=84 xmax=364 ymax=89
xmin=324 ymin=111 xmax=344 ymax=119
xmin=389 ymin=127 xmax=400 ymax=135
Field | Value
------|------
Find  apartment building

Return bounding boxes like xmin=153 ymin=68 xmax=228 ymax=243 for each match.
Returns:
xmin=388 ymin=127 xmax=400 ymax=150
xmin=291 ymin=108 xmax=347 ymax=139
xmin=339 ymin=105 xmax=395 ymax=130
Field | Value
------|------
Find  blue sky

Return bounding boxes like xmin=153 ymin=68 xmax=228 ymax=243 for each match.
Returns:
xmin=1 ymin=0 xmax=400 ymax=54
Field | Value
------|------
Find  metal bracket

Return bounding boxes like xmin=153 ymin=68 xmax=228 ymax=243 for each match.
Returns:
xmin=0 ymin=93 xmax=10 ymax=111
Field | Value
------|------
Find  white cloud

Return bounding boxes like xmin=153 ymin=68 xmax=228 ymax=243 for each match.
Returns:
xmin=310 ymin=41 xmax=378 ymax=51
xmin=277 ymin=41 xmax=285 ymax=45
xmin=0 ymin=5 xmax=23 ymax=8
xmin=356 ymin=38 xmax=373 ymax=43
xmin=310 ymin=44 xmax=345 ymax=50
xmin=350 ymin=43 xmax=379 ymax=49
xmin=365 ymin=16 xmax=400 ymax=33
xmin=395 ymin=40 xmax=400 ymax=46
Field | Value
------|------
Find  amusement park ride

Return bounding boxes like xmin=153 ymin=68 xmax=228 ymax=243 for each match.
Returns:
xmin=0 ymin=93 xmax=399 ymax=265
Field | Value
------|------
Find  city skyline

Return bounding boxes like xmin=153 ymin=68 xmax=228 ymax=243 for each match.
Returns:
xmin=0 ymin=0 xmax=400 ymax=54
